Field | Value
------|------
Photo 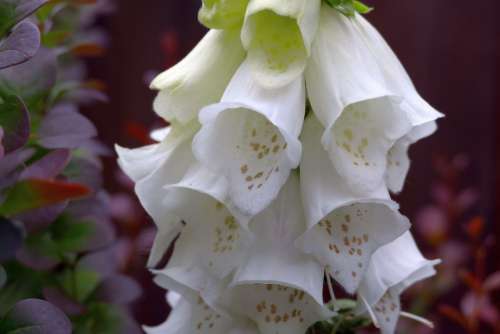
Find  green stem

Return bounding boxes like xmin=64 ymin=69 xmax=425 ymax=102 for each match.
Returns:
xmin=331 ymin=315 xmax=344 ymax=334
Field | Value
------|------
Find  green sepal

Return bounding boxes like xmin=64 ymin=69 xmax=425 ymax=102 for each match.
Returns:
xmin=324 ymin=0 xmax=373 ymax=17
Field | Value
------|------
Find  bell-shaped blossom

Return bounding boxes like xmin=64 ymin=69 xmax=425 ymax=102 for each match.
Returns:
xmin=218 ymin=175 xmax=333 ymax=334
xmin=305 ymin=7 xmax=443 ymax=194
xmin=144 ymin=283 xmax=258 ymax=334
xmin=193 ymin=60 xmax=305 ymax=218
xmin=356 ymin=232 xmax=440 ymax=334
xmin=295 ymin=116 xmax=411 ymax=294
xmin=115 ymin=120 xmax=199 ymax=267
xmin=151 ymin=29 xmax=245 ymax=124
xmin=198 ymin=0 xmax=249 ymax=29
xmin=241 ymin=0 xmax=321 ymax=87
xmin=161 ymin=164 xmax=252 ymax=281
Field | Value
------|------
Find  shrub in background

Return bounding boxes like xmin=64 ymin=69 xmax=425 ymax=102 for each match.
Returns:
xmin=0 ymin=1 xmax=141 ymax=333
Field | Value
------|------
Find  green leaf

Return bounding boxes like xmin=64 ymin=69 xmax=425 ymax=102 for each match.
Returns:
xmin=0 ymin=93 xmax=30 ymax=153
xmin=0 ymin=2 xmax=16 ymax=37
xmin=353 ymin=0 xmax=373 ymax=14
xmin=58 ymin=269 xmax=100 ymax=303
xmin=0 ymin=264 xmax=46 ymax=316
xmin=50 ymin=216 xmax=94 ymax=253
xmin=73 ymin=303 xmax=121 ymax=334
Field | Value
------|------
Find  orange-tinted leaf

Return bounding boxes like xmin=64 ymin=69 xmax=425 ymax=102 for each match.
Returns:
xmin=465 ymin=216 xmax=484 ymax=240
xmin=438 ymin=304 xmax=469 ymax=329
xmin=459 ymin=270 xmax=483 ymax=293
xmin=0 ymin=179 xmax=90 ymax=216
xmin=71 ymin=43 xmax=106 ymax=57
xmin=82 ymin=79 xmax=107 ymax=92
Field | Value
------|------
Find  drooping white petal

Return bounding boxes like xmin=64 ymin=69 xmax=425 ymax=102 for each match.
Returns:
xmin=386 ymin=121 xmax=438 ymax=193
xmin=371 ymin=291 xmax=401 ymax=334
xmin=167 ymin=290 xmax=182 ymax=308
xmin=151 ymin=29 xmax=245 ymax=123
xmin=222 ymin=283 xmax=331 ymax=334
xmin=241 ymin=0 xmax=321 ymax=87
xmin=353 ymin=14 xmax=443 ymax=127
xmin=143 ymin=296 xmax=239 ymax=334
xmin=163 ymin=180 xmax=252 ymax=280
xmin=356 ymin=232 xmax=440 ymax=334
xmin=116 ymin=121 xmax=199 ymax=267
xmin=305 ymin=7 xmax=442 ymax=194
xmin=150 ymin=126 xmax=171 ymax=142
xmin=115 ymin=143 xmax=165 ymax=183
xmin=233 ymin=174 xmax=324 ymax=304
xmin=149 ymin=164 xmax=251 ymax=309
xmin=297 ymin=116 xmax=410 ymax=294
xmin=358 ymin=232 xmax=440 ymax=308
xmin=193 ymin=60 xmax=305 ymax=217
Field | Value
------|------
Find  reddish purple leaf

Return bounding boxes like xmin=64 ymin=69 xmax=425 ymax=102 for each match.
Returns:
xmin=42 ymin=287 xmax=86 ymax=316
xmin=77 ymin=243 xmax=120 ymax=279
xmin=14 ymin=203 xmax=66 ymax=233
xmin=65 ymin=157 xmax=102 ymax=191
xmin=0 ymin=21 xmax=40 ymax=69
xmin=66 ymin=191 xmax=110 ymax=219
xmin=484 ymin=271 xmax=500 ymax=291
xmin=20 ymin=149 xmax=71 ymax=180
xmin=0 ymin=148 xmax=34 ymax=181
xmin=3 ymin=298 xmax=72 ymax=334
xmin=80 ymin=218 xmax=115 ymax=252
xmin=16 ymin=243 xmax=59 ymax=270
xmin=68 ymin=87 xmax=109 ymax=105
xmin=14 ymin=0 xmax=49 ymax=23
xmin=0 ymin=47 xmax=57 ymax=94
xmin=95 ymin=274 xmax=142 ymax=304
xmin=0 ymin=217 xmax=24 ymax=261
xmin=38 ymin=104 xmax=97 ymax=149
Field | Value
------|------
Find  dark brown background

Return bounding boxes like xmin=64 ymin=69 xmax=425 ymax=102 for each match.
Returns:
xmin=84 ymin=0 xmax=500 ymax=331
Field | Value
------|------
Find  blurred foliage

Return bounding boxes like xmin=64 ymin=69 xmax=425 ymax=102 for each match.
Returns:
xmin=0 ymin=0 xmax=142 ymax=333
xmin=393 ymin=154 xmax=500 ymax=334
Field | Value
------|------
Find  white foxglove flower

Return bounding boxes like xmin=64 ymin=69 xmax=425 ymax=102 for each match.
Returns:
xmin=144 ymin=293 xmax=257 ymax=334
xmin=217 ymin=175 xmax=333 ymax=334
xmin=149 ymin=161 xmax=254 ymax=310
xmin=305 ymin=7 xmax=443 ymax=194
xmin=193 ymin=60 xmax=305 ymax=217
xmin=357 ymin=232 xmax=440 ymax=334
xmin=241 ymin=0 xmax=321 ymax=87
xmin=198 ymin=0 xmax=249 ymax=29
xmin=151 ymin=29 xmax=245 ymax=124
xmin=115 ymin=121 xmax=198 ymax=267
xmin=161 ymin=165 xmax=252 ymax=282
xmin=296 ymin=116 xmax=411 ymax=294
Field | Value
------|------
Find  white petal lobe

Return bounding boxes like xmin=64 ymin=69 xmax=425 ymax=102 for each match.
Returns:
xmin=193 ymin=60 xmax=305 ymax=217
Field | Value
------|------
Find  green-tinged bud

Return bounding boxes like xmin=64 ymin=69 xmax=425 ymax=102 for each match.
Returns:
xmin=241 ymin=0 xmax=321 ymax=88
xmin=198 ymin=0 xmax=249 ymax=29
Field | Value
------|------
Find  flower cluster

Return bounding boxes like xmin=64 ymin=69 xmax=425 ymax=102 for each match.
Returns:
xmin=117 ymin=1 xmax=444 ymax=333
